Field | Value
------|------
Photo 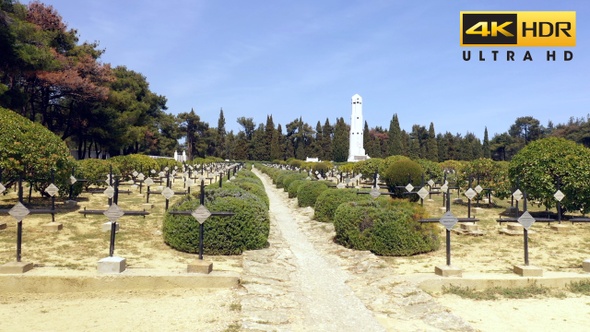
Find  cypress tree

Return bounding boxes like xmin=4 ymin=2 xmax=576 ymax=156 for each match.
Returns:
xmin=388 ymin=114 xmax=404 ymax=156
xmin=363 ymin=121 xmax=371 ymax=155
xmin=216 ymin=108 xmax=226 ymax=159
xmin=426 ymin=122 xmax=438 ymax=161
xmin=482 ymin=127 xmax=491 ymax=158
xmin=321 ymin=118 xmax=333 ymax=161
xmin=333 ymin=117 xmax=349 ymax=162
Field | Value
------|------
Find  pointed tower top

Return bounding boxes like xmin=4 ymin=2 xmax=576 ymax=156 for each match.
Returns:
xmin=351 ymin=94 xmax=362 ymax=104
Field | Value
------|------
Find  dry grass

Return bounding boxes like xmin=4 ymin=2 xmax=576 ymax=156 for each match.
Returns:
xmin=383 ymin=194 xmax=590 ymax=274
xmin=0 ymin=176 xmax=242 ymax=273
xmin=1 ymin=180 xmax=589 ymax=276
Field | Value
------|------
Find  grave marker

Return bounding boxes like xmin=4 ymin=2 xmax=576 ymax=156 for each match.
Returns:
xmin=168 ymin=179 xmax=234 ymax=273
xmin=513 ymin=191 xmax=543 ymax=277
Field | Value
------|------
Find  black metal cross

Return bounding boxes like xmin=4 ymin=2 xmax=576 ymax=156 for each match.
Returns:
xmin=0 ymin=173 xmax=64 ymax=263
xmin=168 ymin=179 xmax=234 ymax=260
xmin=77 ymin=175 xmax=149 ymax=257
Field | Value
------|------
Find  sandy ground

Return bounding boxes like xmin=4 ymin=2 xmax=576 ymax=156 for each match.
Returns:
xmin=1 ymin=171 xmax=590 ymax=331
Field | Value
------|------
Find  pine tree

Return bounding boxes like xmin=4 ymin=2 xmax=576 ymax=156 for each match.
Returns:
xmin=388 ymin=114 xmax=404 ymax=156
xmin=333 ymin=117 xmax=349 ymax=162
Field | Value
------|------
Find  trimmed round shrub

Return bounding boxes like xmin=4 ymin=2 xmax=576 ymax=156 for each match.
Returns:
xmin=227 ymin=174 xmax=268 ymax=207
xmin=297 ymin=181 xmax=329 ymax=207
xmin=0 ymin=107 xmax=76 ymax=197
xmin=314 ymin=188 xmax=360 ymax=223
xmin=77 ymin=159 xmax=121 ymax=190
xmin=382 ymin=159 xmax=424 ymax=202
xmin=333 ymin=200 xmax=440 ymax=256
xmin=281 ymin=173 xmax=306 ymax=191
xmin=311 ymin=161 xmax=332 ymax=177
xmin=353 ymin=158 xmax=383 ymax=181
xmin=110 ymin=154 xmax=159 ymax=177
xmin=274 ymin=172 xmax=289 ymax=188
xmin=287 ymin=179 xmax=307 ymax=198
xmin=163 ymin=187 xmax=269 ymax=255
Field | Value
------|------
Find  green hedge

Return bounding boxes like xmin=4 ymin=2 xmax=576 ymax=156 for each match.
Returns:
xmin=163 ymin=168 xmax=270 ymax=255
xmin=382 ymin=159 xmax=424 ymax=202
xmin=163 ymin=187 xmax=269 ymax=255
xmin=0 ymin=107 xmax=75 ymax=197
xmin=110 ymin=154 xmax=160 ymax=178
xmin=297 ymin=181 xmax=329 ymax=207
xmin=281 ymin=173 xmax=306 ymax=191
xmin=314 ymin=188 xmax=361 ymax=223
xmin=76 ymin=159 xmax=121 ymax=190
xmin=287 ymin=179 xmax=307 ymax=198
xmin=333 ymin=200 xmax=440 ymax=256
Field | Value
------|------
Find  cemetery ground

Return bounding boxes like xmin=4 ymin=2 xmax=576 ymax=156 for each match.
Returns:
xmin=0 ymin=175 xmax=589 ymax=331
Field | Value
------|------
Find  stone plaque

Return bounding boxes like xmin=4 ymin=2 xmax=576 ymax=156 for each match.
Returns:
xmin=132 ymin=171 xmax=138 ymax=177
xmin=370 ymin=187 xmax=381 ymax=199
xmin=439 ymin=210 xmax=458 ymax=231
xmin=512 ymin=189 xmax=523 ymax=201
xmin=144 ymin=177 xmax=154 ymax=186
xmin=104 ymin=186 xmax=115 ymax=199
xmin=46 ymin=183 xmax=59 ymax=197
xmin=9 ymin=202 xmax=30 ymax=221
xmin=70 ymin=175 xmax=77 ymax=185
xmin=192 ymin=205 xmax=211 ymax=224
xmin=405 ymin=183 xmax=414 ymax=192
xmin=428 ymin=179 xmax=435 ymax=187
xmin=518 ymin=211 xmax=536 ymax=230
xmin=440 ymin=183 xmax=448 ymax=192
xmin=464 ymin=188 xmax=477 ymax=200
xmin=554 ymin=190 xmax=565 ymax=202
xmin=161 ymin=187 xmax=175 ymax=200
xmin=418 ymin=187 xmax=429 ymax=199
xmin=475 ymin=185 xmax=483 ymax=194
xmin=137 ymin=173 xmax=145 ymax=181
xmin=104 ymin=203 xmax=124 ymax=221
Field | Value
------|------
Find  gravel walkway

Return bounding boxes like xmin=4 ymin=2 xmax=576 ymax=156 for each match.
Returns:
xmin=238 ymin=169 xmax=474 ymax=331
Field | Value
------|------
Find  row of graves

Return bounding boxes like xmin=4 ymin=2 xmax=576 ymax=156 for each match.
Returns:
xmin=0 ymin=163 xmax=242 ymax=274
xmin=285 ymin=165 xmax=590 ymax=278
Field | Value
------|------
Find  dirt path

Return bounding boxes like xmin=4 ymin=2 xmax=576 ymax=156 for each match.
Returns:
xmin=240 ymin=169 xmax=385 ymax=331
xmin=241 ymin=168 xmax=472 ymax=331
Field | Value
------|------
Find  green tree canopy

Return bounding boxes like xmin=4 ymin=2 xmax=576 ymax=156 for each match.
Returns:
xmin=509 ymin=137 xmax=590 ymax=213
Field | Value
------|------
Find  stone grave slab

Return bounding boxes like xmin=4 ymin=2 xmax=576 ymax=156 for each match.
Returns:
xmin=187 ymin=260 xmax=213 ymax=274
xmin=453 ymin=223 xmax=485 ymax=236
xmin=435 ymin=265 xmax=463 ymax=277
xmin=102 ymin=221 xmax=119 ymax=233
xmin=583 ymin=259 xmax=590 ymax=273
xmin=97 ymin=256 xmax=126 ymax=274
xmin=499 ymin=223 xmax=536 ymax=236
xmin=513 ymin=264 xmax=543 ymax=277
xmin=550 ymin=224 xmax=568 ymax=232
xmin=0 ymin=261 xmax=34 ymax=274
xmin=42 ymin=222 xmax=63 ymax=232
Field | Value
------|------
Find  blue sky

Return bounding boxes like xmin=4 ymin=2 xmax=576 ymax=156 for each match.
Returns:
xmin=33 ymin=0 xmax=589 ymax=139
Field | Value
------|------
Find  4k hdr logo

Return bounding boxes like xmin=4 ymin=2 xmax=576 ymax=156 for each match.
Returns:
xmin=460 ymin=11 xmax=576 ymax=47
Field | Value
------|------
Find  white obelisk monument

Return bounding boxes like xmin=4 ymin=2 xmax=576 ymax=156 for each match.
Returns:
xmin=348 ymin=94 xmax=369 ymax=162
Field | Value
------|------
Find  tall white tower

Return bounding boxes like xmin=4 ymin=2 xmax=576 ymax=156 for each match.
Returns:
xmin=348 ymin=94 xmax=369 ymax=162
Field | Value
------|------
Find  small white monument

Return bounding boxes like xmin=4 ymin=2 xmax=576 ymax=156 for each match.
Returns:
xmin=348 ymin=94 xmax=370 ymax=162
